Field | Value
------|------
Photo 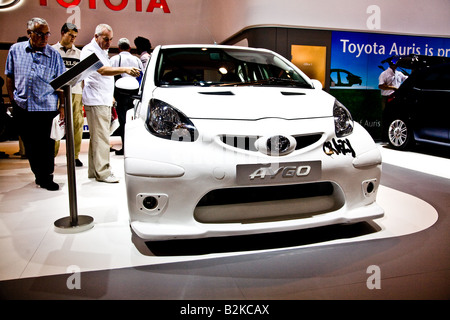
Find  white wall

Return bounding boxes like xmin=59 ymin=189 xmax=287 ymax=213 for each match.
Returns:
xmin=206 ymin=0 xmax=450 ymax=42
xmin=0 ymin=0 xmax=211 ymax=47
xmin=0 ymin=0 xmax=449 ymax=49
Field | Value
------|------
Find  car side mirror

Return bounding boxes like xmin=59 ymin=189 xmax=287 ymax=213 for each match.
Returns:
xmin=311 ymin=79 xmax=323 ymax=90
xmin=115 ymin=77 xmax=139 ymax=90
xmin=115 ymin=77 xmax=141 ymax=99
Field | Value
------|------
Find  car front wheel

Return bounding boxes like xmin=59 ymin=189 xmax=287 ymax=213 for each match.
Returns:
xmin=388 ymin=119 xmax=414 ymax=150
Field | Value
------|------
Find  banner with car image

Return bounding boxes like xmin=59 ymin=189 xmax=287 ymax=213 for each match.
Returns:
xmin=331 ymin=31 xmax=450 ymax=89
xmin=329 ymin=31 xmax=450 ymax=140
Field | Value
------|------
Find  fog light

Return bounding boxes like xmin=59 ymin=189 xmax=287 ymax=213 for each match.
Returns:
xmin=136 ymin=193 xmax=169 ymax=215
xmin=143 ymin=196 xmax=158 ymax=210
xmin=362 ymin=179 xmax=377 ymax=197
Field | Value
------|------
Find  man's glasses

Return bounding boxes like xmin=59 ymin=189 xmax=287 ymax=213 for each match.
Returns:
xmin=32 ymin=31 xmax=51 ymax=38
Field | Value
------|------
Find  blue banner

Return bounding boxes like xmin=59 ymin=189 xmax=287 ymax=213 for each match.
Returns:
xmin=331 ymin=31 xmax=450 ymax=89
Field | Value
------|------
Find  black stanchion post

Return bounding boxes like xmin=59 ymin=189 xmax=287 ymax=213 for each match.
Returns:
xmin=50 ymin=53 xmax=102 ymax=233
xmin=54 ymin=85 xmax=94 ymax=232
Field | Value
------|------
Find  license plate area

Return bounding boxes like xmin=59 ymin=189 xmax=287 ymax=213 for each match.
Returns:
xmin=236 ymin=161 xmax=321 ymax=186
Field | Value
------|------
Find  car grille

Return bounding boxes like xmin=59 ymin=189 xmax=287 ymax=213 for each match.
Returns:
xmin=294 ymin=134 xmax=323 ymax=149
xmin=194 ymin=182 xmax=345 ymax=223
xmin=219 ymin=134 xmax=322 ymax=152
xmin=220 ymin=135 xmax=260 ymax=152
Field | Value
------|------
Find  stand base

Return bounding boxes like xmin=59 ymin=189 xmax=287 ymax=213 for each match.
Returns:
xmin=54 ymin=215 xmax=94 ymax=234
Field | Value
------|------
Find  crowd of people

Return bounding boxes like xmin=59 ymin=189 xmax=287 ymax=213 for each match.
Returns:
xmin=4 ymin=17 xmax=150 ymax=190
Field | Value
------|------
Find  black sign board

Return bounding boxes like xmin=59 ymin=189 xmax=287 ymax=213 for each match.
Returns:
xmin=50 ymin=52 xmax=103 ymax=90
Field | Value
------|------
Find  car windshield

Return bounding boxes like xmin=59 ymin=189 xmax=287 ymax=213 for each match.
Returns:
xmin=155 ymin=47 xmax=312 ymax=88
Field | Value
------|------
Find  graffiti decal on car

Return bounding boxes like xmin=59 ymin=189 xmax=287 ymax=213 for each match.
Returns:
xmin=323 ymin=138 xmax=356 ymax=157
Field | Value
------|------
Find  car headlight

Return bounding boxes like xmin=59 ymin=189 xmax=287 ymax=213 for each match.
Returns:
xmin=333 ymin=100 xmax=354 ymax=137
xmin=146 ymin=99 xmax=198 ymax=141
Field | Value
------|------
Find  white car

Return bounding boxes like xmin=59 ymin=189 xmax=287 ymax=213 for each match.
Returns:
xmin=116 ymin=44 xmax=384 ymax=241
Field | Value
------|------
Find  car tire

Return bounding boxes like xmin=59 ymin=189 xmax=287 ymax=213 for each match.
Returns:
xmin=387 ymin=118 xmax=414 ymax=150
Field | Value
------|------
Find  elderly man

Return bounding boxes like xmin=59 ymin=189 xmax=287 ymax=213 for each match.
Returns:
xmin=5 ymin=17 xmax=65 ymax=191
xmin=81 ymin=24 xmax=140 ymax=183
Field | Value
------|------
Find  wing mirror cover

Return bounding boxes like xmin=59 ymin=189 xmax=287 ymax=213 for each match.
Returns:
xmin=115 ymin=77 xmax=140 ymax=93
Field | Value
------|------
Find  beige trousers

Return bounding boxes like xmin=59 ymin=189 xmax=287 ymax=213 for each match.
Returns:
xmin=84 ymin=105 xmax=112 ymax=180
xmin=55 ymin=94 xmax=84 ymax=159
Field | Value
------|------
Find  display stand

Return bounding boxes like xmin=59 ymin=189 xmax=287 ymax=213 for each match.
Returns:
xmin=50 ymin=53 xmax=103 ymax=233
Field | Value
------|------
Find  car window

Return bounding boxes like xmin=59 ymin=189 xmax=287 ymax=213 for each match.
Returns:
xmin=155 ymin=47 xmax=312 ymax=88
xmin=416 ymin=65 xmax=450 ymax=90
xmin=339 ymin=71 xmax=351 ymax=86
xmin=440 ymin=72 xmax=450 ymax=90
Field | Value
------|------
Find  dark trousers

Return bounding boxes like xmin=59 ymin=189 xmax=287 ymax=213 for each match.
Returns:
xmin=115 ymin=93 xmax=134 ymax=149
xmin=381 ymin=95 xmax=389 ymax=142
xmin=16 ymin=107 xmax=57 ymax=184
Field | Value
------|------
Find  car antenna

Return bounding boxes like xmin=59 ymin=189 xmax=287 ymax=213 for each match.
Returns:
xmin=204 ymin=25 xmax=217 ymax=45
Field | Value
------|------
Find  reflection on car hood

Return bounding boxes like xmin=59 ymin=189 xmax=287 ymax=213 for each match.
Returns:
xmin=152 ymin=87 xmax=335 ymax=120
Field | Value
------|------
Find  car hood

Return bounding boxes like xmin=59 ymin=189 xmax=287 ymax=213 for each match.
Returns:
xmin=151 ymin=86 xmax=335 ymax=120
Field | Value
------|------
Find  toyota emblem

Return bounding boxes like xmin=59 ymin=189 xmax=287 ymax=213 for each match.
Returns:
xmin=267 ymin=135 xmax=290 ymax=154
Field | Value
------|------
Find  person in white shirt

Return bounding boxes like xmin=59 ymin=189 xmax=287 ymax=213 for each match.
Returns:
xmin=378 ymin=58 xmax=408 ymax=110
xmin=110 ymin=38 xmax=143 ymax=155
xmin=378 ymin=57 xmax=408 ymax=141
xmin=80 ymin=24 xmax=140 ymax=183
xmin=52 ymin=23 xmax=84 ymax=167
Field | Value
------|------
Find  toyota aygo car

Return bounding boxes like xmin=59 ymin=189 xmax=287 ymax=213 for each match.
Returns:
xmin=116 ymin=44 xmax=384 ymax=241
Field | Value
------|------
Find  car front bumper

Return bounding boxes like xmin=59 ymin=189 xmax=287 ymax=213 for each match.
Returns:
xmin=124 ymin=117 xmax=384 ymax=240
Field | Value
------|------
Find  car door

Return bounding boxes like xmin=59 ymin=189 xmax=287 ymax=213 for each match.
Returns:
xmin=413 ymin=65 xmax=450 ymax=143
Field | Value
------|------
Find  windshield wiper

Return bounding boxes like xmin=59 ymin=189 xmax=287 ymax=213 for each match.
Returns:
xmin=193 ymin=81 xmax=224 ymax=87
xmin=260 ymin=77 xmax=312 ymax=88
xmin=217 ymin=77 xmax=312 ymax=88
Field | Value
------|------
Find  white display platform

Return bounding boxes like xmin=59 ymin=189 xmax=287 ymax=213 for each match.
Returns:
xmin=0 ymin=140 xmax=441 ymax=281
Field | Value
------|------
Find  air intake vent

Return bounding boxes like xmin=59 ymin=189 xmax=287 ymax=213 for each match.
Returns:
xmin=220 ymin=135 xmax=259 ymax=152
xmin=294 ymin=134 xmax=322 ymax=150
xmin=199 ymin=91 xmax=234 ymax=95
xmin=280 ymin=91 xmax=306 ymax=96
xmin=194 ymin=182 xmax=345 ymax=223
xmin=219 ymin=134 xmax=322 ymax=152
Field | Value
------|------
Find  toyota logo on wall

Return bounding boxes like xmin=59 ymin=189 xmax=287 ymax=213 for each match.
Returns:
xmin=0 ymin=0 xmax=21 ymax=10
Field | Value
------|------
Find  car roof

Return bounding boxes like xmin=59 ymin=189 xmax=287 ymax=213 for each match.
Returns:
xmin=411 ymin=62 xmax=450 ymax=76
xmin=382 ymin=54 xmax=450 ymax=70
xmin=158 ymin=44 xmax=273 ymax=53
